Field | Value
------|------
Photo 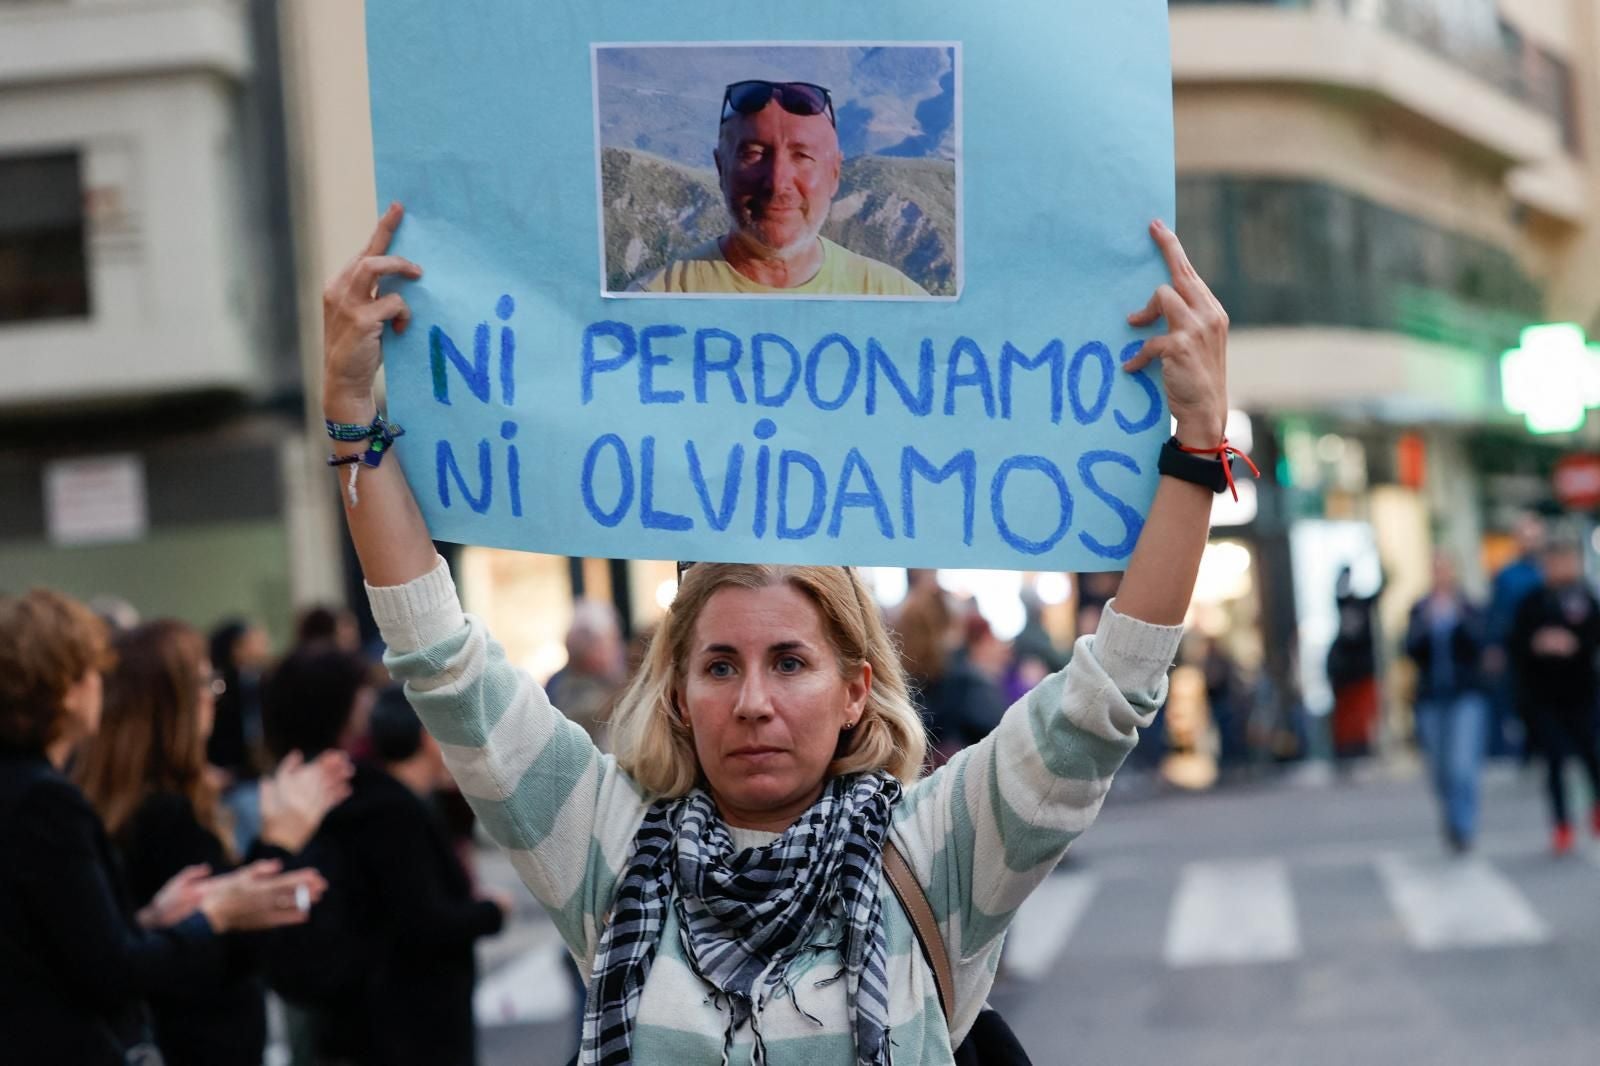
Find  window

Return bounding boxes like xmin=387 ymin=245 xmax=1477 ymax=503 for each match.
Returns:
xmin=0 ymin=153 xmax=89 ymax=324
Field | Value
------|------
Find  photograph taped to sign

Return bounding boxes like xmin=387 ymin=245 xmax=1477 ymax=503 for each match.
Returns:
xmin=594 ymin=42 xmax=961 ymax=301
xmin=365 ymin=0 xmax=1176 ymax=571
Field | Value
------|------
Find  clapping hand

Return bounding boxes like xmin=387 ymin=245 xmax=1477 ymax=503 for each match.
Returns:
xmin=260 ymin=750 xmax=355 ymax=854
xmin=136 ymin=863 xmax=212 ymax=929
xmin=197 ymin=859 xmax=329 ymax=933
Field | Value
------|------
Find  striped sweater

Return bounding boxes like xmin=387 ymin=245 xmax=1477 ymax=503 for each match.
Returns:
xmin=369 ymin=558 xmax=1182 ymax=1064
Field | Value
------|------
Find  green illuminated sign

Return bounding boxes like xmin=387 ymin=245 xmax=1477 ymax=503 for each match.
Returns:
xmin=1501 ymin=324 xmax=1600 ymax=435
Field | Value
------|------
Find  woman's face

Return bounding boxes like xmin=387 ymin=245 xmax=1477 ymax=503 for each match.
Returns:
xmin=195 ymin=657 xmax=217 ymax=742
xmin=681 ymin=583 xmax=868 ymax=831
xmin=61 ymin=668 xmax=104 ymax=744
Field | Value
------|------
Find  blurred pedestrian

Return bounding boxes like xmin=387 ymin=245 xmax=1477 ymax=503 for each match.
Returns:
xmin=263 ymin=653 xmax=507 ymax=1066
xmin=89 ymin=594 xmax=142 ymax=633
xmin=296 ymin=603 xmax=363 ymax=654
xmin=75 ymin=619 xmax=353 ymax=1066
xmin=1403 ymin=552 xmax=1489 ymax=853
xmin=888 ymin=568 xmax=957 ymax=759
xmin=0 ymin=589 xmax=326 ymax=1066
xmin=546 ymin=600 xmax=627 ymax=749
xmin=208 ymin=617 xmax=274 ymax=848
xmin=1327 ymin=563 xmax=1386 ymax=762
xmin=261 ymin=643 xmax=377 ymax=778
xmin=1200 ymin=637 xmax=1246 ymax=767
xmin=1484 ymin=512 xmax=1546 ymax=758
xmin=889 ymin=569 xmax=956 ymax=688
xmin=922 ymin=610 xmax=1011 ymax=761
xmin=1006 ymin=587 xmax=1066 ymax=704
xmin=1508 ymin=538 xmax=1600 ymax=855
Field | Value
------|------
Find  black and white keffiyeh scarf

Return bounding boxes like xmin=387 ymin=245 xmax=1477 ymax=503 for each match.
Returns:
xmin=582 ymin=771 xmax=903 ymax=1066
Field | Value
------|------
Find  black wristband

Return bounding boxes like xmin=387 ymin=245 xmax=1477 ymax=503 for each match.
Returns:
xmin=1157 ymin=435 xmax=1233 ymax=494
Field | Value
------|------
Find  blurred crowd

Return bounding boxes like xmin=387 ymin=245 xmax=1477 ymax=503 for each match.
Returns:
xmin=5 ymin=529 xmax=1600 ymax=1066
xmin=1389 ymin=514 xmax=1600 ymax=857
xmin=0 ymin=592 xmax=509 ymax=1066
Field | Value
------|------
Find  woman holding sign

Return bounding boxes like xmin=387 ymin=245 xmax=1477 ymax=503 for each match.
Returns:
xmin=322 ymin=203 xmax=1239 ymax=1066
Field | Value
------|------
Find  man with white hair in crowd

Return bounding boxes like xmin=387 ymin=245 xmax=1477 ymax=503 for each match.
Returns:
xmin=546 ymin=600 xmax=628 ymax=749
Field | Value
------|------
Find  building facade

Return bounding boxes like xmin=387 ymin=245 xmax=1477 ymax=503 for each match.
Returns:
xmin=34 ymin=2 xmax=1590 ymax=706
xmin=0 ymin=0 xmax=321 ymax=642
xmin=1170 ymin=0 xmax=1600 ymax=754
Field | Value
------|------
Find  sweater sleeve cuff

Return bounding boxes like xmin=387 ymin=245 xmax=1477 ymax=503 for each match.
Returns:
xmin=1090 ymin=598 xmax=1184 ymax=703
xmin=365 ymin=555 xmax=465 ymax=654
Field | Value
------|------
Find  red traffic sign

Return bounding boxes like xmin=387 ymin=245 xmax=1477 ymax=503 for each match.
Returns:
xmin=1554 ymin=454 xmax=1600 ymax=511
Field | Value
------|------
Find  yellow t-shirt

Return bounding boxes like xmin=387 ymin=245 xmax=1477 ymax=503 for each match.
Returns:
xmin=628 ymin=236 xmax=929 ymax=296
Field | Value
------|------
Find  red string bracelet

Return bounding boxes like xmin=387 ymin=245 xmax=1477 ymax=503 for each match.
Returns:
xmin=1175 ymin=438 xmax=1261 ymax=502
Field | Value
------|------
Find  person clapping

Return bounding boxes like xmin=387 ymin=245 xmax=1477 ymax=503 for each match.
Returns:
xmin=0 ymin=590 xmax=331 ymax=1066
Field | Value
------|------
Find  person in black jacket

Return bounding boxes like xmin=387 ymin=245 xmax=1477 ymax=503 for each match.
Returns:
xmin=208 ymin=617 xmax=274 ymax=849
xmin=0 ymin=589 xmax=328 ymax=1066
xmin=264 ymin=654 xmax=509 ymax=1066
xmin=1403 ymin=552 xmax=1489 ymax=853
xmin=1508 ymin=539 xmax=1600 ymax=855
xmin=1328 ymin=562 xmax=1387 ymax=760
xmin=74 ymin=619 xmax=353 ymax=1066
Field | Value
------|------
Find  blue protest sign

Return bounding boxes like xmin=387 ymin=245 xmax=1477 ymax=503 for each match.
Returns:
xmin=365 ymin=1 xmax=1175 ymax=570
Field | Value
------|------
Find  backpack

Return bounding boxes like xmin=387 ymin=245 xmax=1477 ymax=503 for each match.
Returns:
xmin=882 ymin=841 xmax=1032 ymax=1066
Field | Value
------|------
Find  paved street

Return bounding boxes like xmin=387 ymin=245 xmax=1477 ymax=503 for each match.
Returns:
xmin=474 ymin=763 xmax=1600 ymax=1066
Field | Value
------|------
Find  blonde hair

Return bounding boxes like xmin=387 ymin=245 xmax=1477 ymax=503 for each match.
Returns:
xmin=610 ymin=564 xmax=926 ymax=798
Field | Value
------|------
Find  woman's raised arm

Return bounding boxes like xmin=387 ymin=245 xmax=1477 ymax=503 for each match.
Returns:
xmin=889 ymin=222 xmax=1228 ymax=1015
xmin=1114 ymin=218 xmax=1232 ymax=625
xmin=319 ymin=207 xmax=650 ymax=961
xmin=322 ymin=203 xmax=437 ymax=587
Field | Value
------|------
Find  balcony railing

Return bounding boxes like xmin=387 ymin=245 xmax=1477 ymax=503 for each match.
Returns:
xmin=1178 ymin=176 xmax=1541 ymax=353
xmin=1170 ymin=0 xmax=1580 ymax=151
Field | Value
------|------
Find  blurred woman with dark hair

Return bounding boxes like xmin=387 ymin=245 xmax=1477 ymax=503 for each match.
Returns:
xmin=295 ymin=603 xmax=364 ymax=654
xmin=75 ymin=619 xmax=352 ymax=1066
xmin=264 ymin=641 xmax=379 ymax=762
xmin=0 ymin=589 xmax=330 ymax=1066
xmin=208 ymin=617 xmax=273 ymax=848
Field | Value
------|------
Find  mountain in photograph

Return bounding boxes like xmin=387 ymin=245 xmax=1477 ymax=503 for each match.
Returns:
xmin=596 ymin=45 xmax=957 ymax=169
xmin=600 ymin=147 xmax=958 ymax=296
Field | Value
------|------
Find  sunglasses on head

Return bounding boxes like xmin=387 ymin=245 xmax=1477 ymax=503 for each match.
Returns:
xmin=720 ymin=80 xmax=836 ymax=128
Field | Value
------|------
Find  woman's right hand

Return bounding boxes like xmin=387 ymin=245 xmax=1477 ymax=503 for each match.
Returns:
xmin=322 ymin=202 xmax=445 ymax=587
xmin=197 ymin=859 xmax=329 ymax=934
xmin=322 ymin=202 xmax=423 ymax=409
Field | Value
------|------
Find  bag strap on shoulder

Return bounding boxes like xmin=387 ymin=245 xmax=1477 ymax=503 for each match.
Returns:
xmin=882 ymin=839 xmax=956 ymax=1024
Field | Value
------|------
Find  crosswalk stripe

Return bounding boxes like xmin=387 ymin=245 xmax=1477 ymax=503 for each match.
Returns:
xmin=1163 ymin=859 xmax=1300 ymax=968
xmin=475 ymin=939 xmax=575 ymax=1028
xmin=1376 ymin=854 xmax=1548 ymax=951
xmin=1003 ymin=872 xmax=1099 ymax=980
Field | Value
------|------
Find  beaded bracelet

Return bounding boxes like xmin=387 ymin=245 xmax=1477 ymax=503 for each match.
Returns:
xmin=325 ymin=415 xmax=405 ymax=507
xmin=325 ymin=416 xmax=378 ymax=442
xmin=325 ymin=412 xmax=402 ymax=444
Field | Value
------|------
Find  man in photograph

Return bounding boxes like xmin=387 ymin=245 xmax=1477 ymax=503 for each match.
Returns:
xmin=629 ymin=79 xmax=929 ymax=296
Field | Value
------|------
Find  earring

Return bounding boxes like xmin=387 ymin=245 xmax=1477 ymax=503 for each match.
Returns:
xmin=843 ymin=720 xmax=856 ymax=731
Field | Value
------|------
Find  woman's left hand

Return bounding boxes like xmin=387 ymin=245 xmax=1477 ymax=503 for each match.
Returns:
xmin=259 ymin=750 xmax=355 ymax=854
xmin=137 ymin=862 xmax=212 ymax=929
xmin=1123 ymin=219 xmax=1230 ymax=448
